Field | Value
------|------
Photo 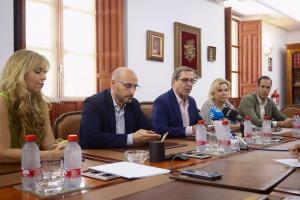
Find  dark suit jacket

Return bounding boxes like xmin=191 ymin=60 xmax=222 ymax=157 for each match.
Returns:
xmin=152 ymin=89 xmax=202 ymax=137
xmin=79 ymin=89 xmax=151 ymax=149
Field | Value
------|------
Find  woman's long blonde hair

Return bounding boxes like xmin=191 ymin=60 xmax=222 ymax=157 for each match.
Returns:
xmin=0 ymin=49 xmax=50 ymax=138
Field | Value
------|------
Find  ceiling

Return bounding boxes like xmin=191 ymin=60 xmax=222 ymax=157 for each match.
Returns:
xmin=209 ymin=0 xmax=300 ymax=31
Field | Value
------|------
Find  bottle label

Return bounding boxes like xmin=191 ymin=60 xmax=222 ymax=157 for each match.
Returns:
xmin=293 ymin=124 xmax=300 ymax=128
xmin=64 ymin=168 xmax=81 ymax=178
xmin=244 ymin=132 xmax=252 ymax=138
xmin=21 ymin=168 xmax=41 ymax=177
xmin=262 ymin=132 xmax=271 ymax=137
xmin=219 ymin=140 xmax=231 ymax=146
xmin=196 ymin=140 xmax=208 ymax=146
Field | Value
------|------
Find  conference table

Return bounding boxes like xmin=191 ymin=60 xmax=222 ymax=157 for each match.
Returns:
xmin=0 ymin=129 xmax=299 ymax=200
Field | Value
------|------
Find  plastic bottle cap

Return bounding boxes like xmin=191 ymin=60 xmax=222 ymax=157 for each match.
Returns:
xmin=197 ymin=120 xmax=205 ymax=125
xmin=24 ymin=134 xmax=36 ymax=142
xmin=222 ymin=120 xmax=228 ymax=125
xmin=264 ymin=115 xmax=271 ymax=120
xmin=245 ymin=115 xmax=251 ymax=120
xmin=68 ymin=134 xmax=78 ymax=142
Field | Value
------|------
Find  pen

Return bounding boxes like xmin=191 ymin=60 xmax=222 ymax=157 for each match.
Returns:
xmin=161 ymin=132 xmax=168 ymax=142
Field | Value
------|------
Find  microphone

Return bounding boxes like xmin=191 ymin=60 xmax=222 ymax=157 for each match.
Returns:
xmin=210 ymin=107 xmax=224 ymax=120
xmin=222 ymin=107 xmax=244 ymax=122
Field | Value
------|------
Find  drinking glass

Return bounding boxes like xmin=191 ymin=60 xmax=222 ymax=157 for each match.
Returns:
xmin=207 ymin=133 xmax=220 ymax=155
xmin=124 ymin=150 xmax=149 ymax=164
xmin=35 ymin=156 xmax=64 ymax=195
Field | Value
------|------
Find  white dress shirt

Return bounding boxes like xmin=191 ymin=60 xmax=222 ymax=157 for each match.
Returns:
xmin=173 ymin=89 xmax=193 ymax=136
xmin=112 ymin=94 xmax=133 ymax=145
xmin=257 ymin=94 xmax=267 ymax=119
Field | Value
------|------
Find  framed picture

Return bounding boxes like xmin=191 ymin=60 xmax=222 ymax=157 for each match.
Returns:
xmin=146 ymin=30 xmax=164 ymax=61
xmin=207 ymin=46 xmax=216 ymax=62
xmin=174 ymin=22 xmax=201 ymax=77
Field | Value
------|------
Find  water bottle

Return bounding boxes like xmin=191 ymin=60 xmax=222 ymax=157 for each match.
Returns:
xmin=243 ymin=116 xmax=253 ymax=143
xmin=195 ymin=120 xmax=208 ymax=153
xmin=293 ymin=112 xmax=300 ymax=134
xmin=64 ymin=134 xmax=82 ymax=190
xmin=220 ymin=120 xmax=231 ymax=153
xmin=262 ymin=115 xmax=271 ymax=144
xmin=21 ymin=134 xmax=41 ymax=191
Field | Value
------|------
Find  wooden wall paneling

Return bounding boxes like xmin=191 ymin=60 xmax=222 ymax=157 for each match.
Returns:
xmin=59 ymin=102 xmax=83 ymax=114
xmin=49 ymin=101 xmax=83 ymax=128
xmin=239 ymin=20 xmax=261 ymax=97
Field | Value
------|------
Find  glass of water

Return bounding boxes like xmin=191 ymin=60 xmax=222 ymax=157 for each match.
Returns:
xmin=35 ymin=156 xmax=64 ymax=195
xmin=206 ymin=133 xmax=220 ymax=155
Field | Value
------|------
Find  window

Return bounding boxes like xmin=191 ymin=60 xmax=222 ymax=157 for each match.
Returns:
xmin=26 ymin=0 xmax=96 ymax=100
xmin=230 ymin=18 xmax=239 ymax=98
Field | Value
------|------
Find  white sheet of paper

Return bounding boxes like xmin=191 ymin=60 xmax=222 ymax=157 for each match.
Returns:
xmin=89 ymin=161 xmax=170 ymax=179
xmin=273 ymin=159 xmax=300 ymax=167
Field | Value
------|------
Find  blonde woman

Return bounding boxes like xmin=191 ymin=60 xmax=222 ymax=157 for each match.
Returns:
xmin=200 ymin=78 xmax=240 ymax=131
xmin=0 ymin=50 xmax=64 ymax=163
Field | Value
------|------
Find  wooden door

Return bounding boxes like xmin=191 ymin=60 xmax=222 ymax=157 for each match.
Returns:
xmin=224 ymin=7 xmax=232 ymax=82
xmin=239 ymin=20 xmax=262 ymax=97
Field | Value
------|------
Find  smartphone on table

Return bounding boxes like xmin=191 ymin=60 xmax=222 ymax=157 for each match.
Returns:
xmin=82 ymin=169 xmax=120 ymax=181
xmin=180 ymin=151 xmax=211 ymax=159
xmin=180 ymin=169 xmax=222 ymax=180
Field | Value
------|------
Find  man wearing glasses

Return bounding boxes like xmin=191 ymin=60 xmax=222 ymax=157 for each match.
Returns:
xmin=80 ymin=67 xmax=160 ymax=148
xmin=152 ymin=66 xmax=202 ymax=138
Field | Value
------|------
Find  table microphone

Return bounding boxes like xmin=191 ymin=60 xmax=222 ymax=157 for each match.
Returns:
xmin=222 ymin=107 xmax=244 ymax=122
xmin=210 ymin=107 xmax=224 ymax=120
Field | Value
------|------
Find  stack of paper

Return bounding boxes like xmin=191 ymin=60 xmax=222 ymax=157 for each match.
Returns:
xmin=89 ymin=161 xmax=170 ymax=179
xmin=273 ymin=159 xmax=300 ymax=167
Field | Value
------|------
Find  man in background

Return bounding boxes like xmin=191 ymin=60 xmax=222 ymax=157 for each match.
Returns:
xmin=80 ymin=67 xmax=160 ymax=148
xmin=290 ymin=143 xmax=300 ymax=161
xmin=238 ymin=76 xmax=292 ymax=127
xmin=152 ymin=66 xmax=202 ymax=138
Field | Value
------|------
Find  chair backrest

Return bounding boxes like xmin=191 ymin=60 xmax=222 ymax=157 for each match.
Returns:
xmin=281 ymin=105 xmax=300 ymax=118
xmin=228 ymin=97 xmax=241 ymax=109
xmin=139 ymin=101 xmax=153 ymax=121
xmin=53 ymin=111 xmax=82 ymax=140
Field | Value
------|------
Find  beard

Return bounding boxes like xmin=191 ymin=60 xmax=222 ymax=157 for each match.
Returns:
xmin=123 ymin=96 xmax=133 ymax=104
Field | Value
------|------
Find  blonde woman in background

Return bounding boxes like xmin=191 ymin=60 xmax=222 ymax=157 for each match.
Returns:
xmin=200 ymin=78 xmax=240 ymax=131
xmin=0 ymin=50 xmax=64 ymax=163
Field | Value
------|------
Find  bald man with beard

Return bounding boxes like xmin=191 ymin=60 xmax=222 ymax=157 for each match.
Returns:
xmin=80 ymin=67 xmax=160 ymax=149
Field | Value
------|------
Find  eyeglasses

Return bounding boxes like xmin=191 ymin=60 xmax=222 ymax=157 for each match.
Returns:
xmin=177 ymin=78 xmax=197 ymax=84
xmin=116 ymin=80 xmax=140 ymax=90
